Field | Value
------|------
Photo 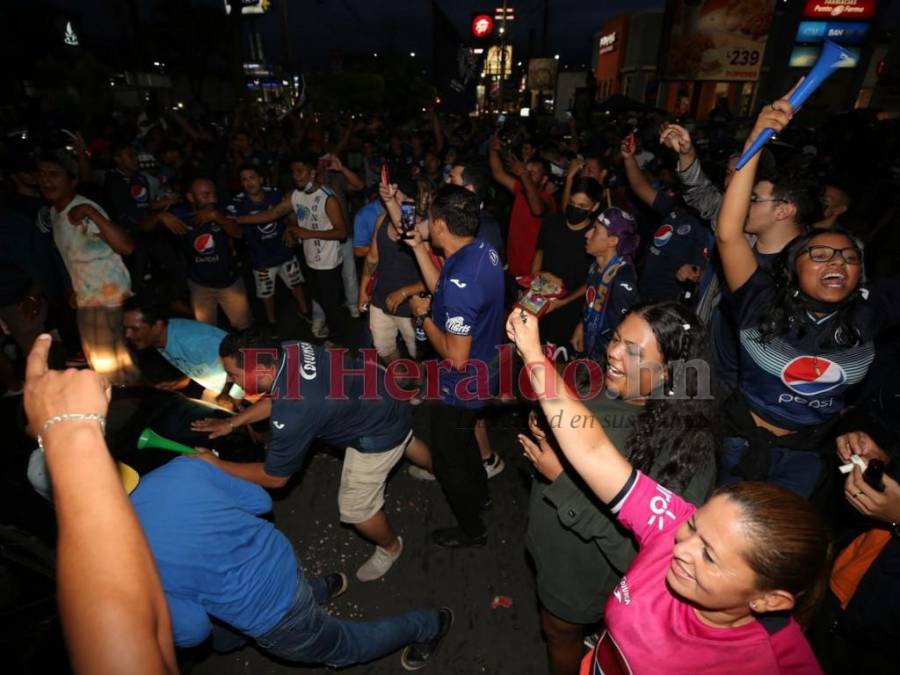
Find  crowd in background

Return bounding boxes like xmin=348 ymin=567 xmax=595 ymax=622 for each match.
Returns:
xmin=3 ymin=88 xmax=900 ymax=674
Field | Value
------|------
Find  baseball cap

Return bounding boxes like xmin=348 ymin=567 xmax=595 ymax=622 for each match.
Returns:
xmin=596 ymin=207 xmax=639 ymax=259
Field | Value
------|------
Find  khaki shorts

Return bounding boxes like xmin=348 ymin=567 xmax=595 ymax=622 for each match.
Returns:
xmin=338 ymin=430 xmax=413 ymax=524
xmin=369 ymin=305 xmax=417 ymax=359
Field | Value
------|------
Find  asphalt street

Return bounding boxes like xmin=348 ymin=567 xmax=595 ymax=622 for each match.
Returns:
xmin=187 ymin=404 xmax=549 ymax=675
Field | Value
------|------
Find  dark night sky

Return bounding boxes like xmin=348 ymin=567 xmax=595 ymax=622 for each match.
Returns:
xmin=25 ymin=0 xmax=666 ymax=69
xmin=241 ymin=0 xmax=667 ymax=69
xmin=18 ymin=0 xmax=900 ymax=72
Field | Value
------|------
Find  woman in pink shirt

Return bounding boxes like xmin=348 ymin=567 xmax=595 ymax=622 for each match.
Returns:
xmin=507 ymin=308 xmax=828 ymax=675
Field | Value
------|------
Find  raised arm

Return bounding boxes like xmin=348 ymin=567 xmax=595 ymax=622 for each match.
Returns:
xmin=24 ymin=336 xmax=177 ymax=675
xmin=717 ymin=100 xmax=793 ymax=291
xmin=514 ymin=159 xmax=548 ymax=218
xmin=621 ymin=142 xmax=658 ymax=209
xmin=430 ymin=109 xmax=445 ymax=154
xmin=331 ymin=121 xmax=353 ymax=159
xmin=328 ymin=155 xmax=364 ymax=192
xmin=507 ymin=311 xmax=632 ymax=503
xmin=662 ymin=124 xmax=723 ymax=225
xmin=560 ymin=157 xmax=585 ymax=211
xmin=67 ymin=204 xmax=135 ymax=256
xmin=488 ymin=137 xmax=517 ymax=193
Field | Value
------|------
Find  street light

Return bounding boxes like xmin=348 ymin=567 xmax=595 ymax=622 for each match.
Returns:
xmin=409 ymin=51 xmax=416 ymax=58
xmin=554 ymin=54 xmax=560 ymax=60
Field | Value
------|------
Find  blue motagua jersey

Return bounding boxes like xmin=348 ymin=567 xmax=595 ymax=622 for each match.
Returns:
xmin=226 ymin=187 xmax=293 ymax=270
xmin=727 ymin=268 xmax=900 ymax=430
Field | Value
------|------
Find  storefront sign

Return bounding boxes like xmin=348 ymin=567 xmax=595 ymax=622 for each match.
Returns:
xmin=527 ymin=58 xmax=558 ymax=93
xmin=599 ymin=32 xmax=617 ymax=55
xmin=472 ymin=14 xmax=494 ymax=38
xmin=663 ymin=0 xmax=776 ymax=81
xmin=803 ymin=0 xmax=877 ymax=20
xmin=796 ymin=20 xmax=871 ymax=44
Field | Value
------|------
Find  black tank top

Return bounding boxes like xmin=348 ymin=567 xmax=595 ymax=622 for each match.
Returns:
xmin=371 ymin=222 xmax=423 ymax=318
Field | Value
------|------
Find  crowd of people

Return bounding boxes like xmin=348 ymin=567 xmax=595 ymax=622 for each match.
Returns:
xmin=4 ymin=83 xmax=900 ymax=674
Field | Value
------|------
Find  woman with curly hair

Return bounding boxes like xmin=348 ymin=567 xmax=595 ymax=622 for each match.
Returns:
xmin=525 ymin=300 xmax=717 ymax=675
xmin=715 ymin=94 xmax=900 ymax=497
xmin=509 ymin=309 xmax=828 ymax=675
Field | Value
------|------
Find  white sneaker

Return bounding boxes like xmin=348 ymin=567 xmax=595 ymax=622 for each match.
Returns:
xmin=356 ymin=537 xmax=403 ymax=582
xmin=311 ymin=319 xmax=330 ymax=339
xmin=483 ymin=453 xmax=505 ymax=479
xmin=408 ymin=465 xmax=436 ymax=481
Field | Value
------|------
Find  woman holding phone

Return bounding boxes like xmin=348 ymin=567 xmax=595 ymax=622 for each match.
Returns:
xmin=507 ymin=308 xmax=828 ymax=674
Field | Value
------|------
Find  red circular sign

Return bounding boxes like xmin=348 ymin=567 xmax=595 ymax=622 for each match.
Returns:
xmin=472 ymin=14 xmax=494 ymax=39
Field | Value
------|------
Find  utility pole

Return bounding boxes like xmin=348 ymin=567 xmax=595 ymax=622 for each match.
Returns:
xmin=495 ymin=3 xmax=515 ymax=111
xmin=499 ymin=0 xmax=508 ymax=111
xmin=226 ymin=0 xmax=246 ymax=100
xmin=541 ymin=0 xmax=549 ymax=56
xmin=280 ymin=0 xmax=293 ymax=69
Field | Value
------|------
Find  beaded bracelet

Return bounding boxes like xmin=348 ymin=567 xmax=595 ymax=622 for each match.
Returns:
xmin=37 ymin=413 xmax=106 ymax=452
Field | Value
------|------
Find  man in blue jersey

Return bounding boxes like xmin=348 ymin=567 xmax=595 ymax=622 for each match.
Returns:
xmin=157 ymin=178 xmax=252 ymax=330
xmin=225 ymin=164 xmax=312 ymax=333
xmin=132 ymin=457 xmax=452 ymax=670
xmin=192 ymin=333 xmax=426 ymax=582
xmin=234 ymin=153 xmax=348 ymax=340
xmin=404 ymin=185 xmax=505 ymax=548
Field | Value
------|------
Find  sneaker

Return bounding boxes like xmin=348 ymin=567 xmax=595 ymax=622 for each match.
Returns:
xmin=400 ymin=607 xmax=454 ymax=671
xmin=356 ymin=537 xmax=403 ymax=582
xmin=348 ymin=305 xmax=361 ymax=319
xmin=408 ymin=465 xmax=436 ymax=481
xmin=431 ymin=527 xmax=486 ymax=549
xmin=323 ymin=572 xmax=349 ymax=601
xmin=311 ymin=319 xmax=330 ymax=339
xmin=482 ymin=453 xmax=505 ymax=479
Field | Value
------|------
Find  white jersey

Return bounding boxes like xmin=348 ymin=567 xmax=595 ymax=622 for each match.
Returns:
xmin=290 ymin=185 xmax=342 ymax=270
xmin=50 ymin=195 xmax=131 ymax=308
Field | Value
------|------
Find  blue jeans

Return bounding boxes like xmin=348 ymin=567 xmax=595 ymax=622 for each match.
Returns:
xmin=254 ymin=570 xmax=439 ymax=667
xmin=718 ymin=436 xmax=823 ymax=498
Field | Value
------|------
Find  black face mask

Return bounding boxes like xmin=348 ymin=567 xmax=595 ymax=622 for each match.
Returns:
xmin=565 ymin=204 xmax=593 ymax=225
